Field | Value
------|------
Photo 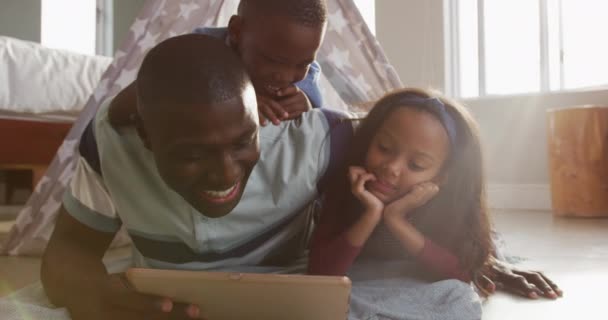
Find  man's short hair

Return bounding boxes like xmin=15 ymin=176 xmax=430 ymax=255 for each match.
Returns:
xmin=237 ymin=0 xmax=327 ymax=28
xmin=136 ymin=34 xmax=250 ymax=113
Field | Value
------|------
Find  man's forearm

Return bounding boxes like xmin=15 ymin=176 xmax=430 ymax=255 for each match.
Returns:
xmin=41 ymin=239 xmax=108 ymax=311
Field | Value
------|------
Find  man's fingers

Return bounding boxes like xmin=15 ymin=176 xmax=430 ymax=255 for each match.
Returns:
xmin=166 ymin=302 xmax=202 ymax=319
xmin=116 ymin=274 xmax=202 ymax=318
xmin=106 ymin=275 xmax=174 ymax=313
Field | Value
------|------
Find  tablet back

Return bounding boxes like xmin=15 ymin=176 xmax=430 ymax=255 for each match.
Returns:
xmin=126 ymin=268 xmax=351 ymax=320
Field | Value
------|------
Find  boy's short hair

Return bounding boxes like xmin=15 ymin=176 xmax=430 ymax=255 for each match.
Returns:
xmin=136 ymin=34 xmax=250 ymax=112
xmin=237 ymin=0 xmax=327 ymax=28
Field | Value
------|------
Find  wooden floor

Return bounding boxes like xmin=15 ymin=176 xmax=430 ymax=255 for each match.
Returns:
xmin=482 ymin=210 xmax=608 ymax=319
xmin=1 ymin=209 xmax=608 ymax=319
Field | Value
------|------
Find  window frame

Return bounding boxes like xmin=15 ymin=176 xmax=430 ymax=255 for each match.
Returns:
xmin=447 ymin=0 xmax=572 ymax=98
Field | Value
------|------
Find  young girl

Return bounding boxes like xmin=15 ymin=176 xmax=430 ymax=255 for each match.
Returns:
xmin=309 ymin=88 xmax=493 ymax=285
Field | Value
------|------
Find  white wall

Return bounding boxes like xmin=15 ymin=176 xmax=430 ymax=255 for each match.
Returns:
xmin=376 ymin=0 xmax=446 ymax=92
xmin=0 ymin=0 xmax=41 ymax=42
xmin=375 ymin=0 xmax=608 ymax=209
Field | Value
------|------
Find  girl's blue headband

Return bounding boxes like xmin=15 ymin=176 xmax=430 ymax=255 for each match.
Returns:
xmin=394 ymin=96 xmax=457 ymax=146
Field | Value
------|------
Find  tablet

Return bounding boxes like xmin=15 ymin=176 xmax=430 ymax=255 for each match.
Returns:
xmin=126 ymin=268 xmax=351 ymax=320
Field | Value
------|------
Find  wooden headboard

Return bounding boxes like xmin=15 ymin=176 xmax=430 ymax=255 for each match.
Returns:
xmin=0 ymin=119 xmax=72 ymax=165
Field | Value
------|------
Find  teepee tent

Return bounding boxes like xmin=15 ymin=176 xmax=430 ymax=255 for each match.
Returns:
xmin=1 ymin=0 xmax=401 ymax=255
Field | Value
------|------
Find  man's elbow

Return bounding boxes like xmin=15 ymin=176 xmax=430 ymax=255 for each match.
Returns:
xmin=40 ymin=242 xmax=65 ymax=307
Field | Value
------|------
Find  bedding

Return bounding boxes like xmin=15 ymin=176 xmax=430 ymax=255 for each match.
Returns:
xmin=0 ymin=36 xmax=112 ymax=117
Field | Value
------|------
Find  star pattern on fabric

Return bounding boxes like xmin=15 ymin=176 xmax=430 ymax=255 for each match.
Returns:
xmin=131 ymin=17 xmax=148 ymax=38
xmin=373 ymin=60 xmax=393 ymax=80
xmin=33 ymin=176 xmax=50 ymax=193
xmin=57 ymin=161 xmax=76 ymax=186
xmin=138 ymin=30 xmax=160 ymax=51
xmin=40 ymin=197 xmax=61 ymax=220
xmin=93 ymin=78 xmax=109 ymax=103
xmin=328 ymin=9 xmax=348 ymax=34
xmin=114 ymin=68 xmax=138 ymax=90
xmin=353 ymin=73 xmax=372 ymax=94
xmin=179 ymin=2 xmax=200 ymax=19
xmin=57 ymin=139 xmax=79 ymax=163
xmin=327 ymin=46 xmax=351 ymax=70
xmin=114 ymin=50 xmax=127 ymax=61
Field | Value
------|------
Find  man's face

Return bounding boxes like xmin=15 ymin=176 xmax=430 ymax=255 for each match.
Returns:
xmin=140 ymin=86 xmax=260 ymax=218
xmin=229 ymin=14 xmax=325 ymax=98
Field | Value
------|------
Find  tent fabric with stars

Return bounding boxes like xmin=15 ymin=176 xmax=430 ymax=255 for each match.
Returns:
xmin=1 ymin=0 xmax=402 ymax=256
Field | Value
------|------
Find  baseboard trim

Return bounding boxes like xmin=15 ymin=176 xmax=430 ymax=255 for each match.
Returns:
xmin=487 ymin=184 xmax=551 ymax=211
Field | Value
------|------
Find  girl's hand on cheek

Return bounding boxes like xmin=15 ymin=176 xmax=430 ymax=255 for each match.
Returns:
xmin=383 ymin=182 xmax=439 ymax=222
xmin=348 ymin=166 xmax=384 ymax=218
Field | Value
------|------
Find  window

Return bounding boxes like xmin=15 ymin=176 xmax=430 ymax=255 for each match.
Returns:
xmin=449 ymin=0 xmax=608 ymax=98
xmin=353 ymin=0 xmax=376 ymax=35
xmin=41 ymin=0 xmax=112 ymax=55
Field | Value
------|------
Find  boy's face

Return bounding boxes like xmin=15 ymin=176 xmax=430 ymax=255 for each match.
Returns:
xmin=229 ymin=14 xmax=325 ymax=98
xmin=140 ymin=86 xmax=260 ymax=218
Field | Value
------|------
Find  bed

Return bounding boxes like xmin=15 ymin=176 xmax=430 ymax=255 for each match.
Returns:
xmin=0 ymin=36 xmax=112 ymax=202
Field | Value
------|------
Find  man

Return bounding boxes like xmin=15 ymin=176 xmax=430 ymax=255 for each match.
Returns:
xmin=42 ymin=32 xmax=348 ymax=320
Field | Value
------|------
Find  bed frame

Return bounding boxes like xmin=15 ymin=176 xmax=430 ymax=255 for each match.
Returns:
xmin=0 ymin=118 xmax=72 ymax=203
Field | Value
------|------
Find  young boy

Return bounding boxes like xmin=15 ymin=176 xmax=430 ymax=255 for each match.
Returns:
xmin=41 ymin=33 xmax=349 ymax=320
xmin=109 ymin=0 xmax=327 ymax=128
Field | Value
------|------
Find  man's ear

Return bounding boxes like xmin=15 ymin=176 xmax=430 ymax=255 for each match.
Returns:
xmin=134 ymin=114 xmax=151 ymax=150
xmin=227 ymin=15 xmax=242 ymax=48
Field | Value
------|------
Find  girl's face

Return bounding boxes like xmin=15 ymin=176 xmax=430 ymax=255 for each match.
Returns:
xmin=365 ymin=107 xmax=450 ymax=204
